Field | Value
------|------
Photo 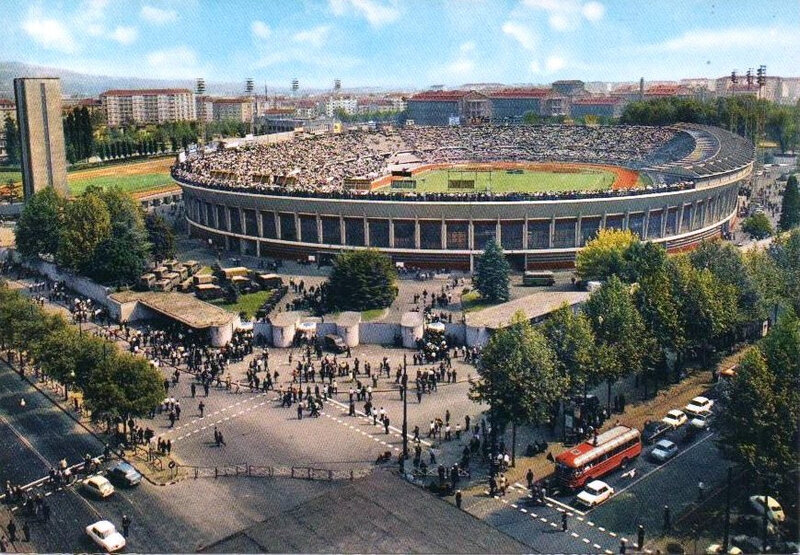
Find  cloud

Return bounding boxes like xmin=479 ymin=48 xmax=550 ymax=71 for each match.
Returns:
xmin=581 ymin=1 xmax=605 ymax=22
xmin=110 ymin=26 xmax=138 ymax=45
xmin=293 ymin=25 xmax=331 ymax=48
xmin=251 ymin=20 xmax=272 ymax=40
xmin=521 ymin=0 xmax=604 ymax=31
xmin=529 ymin=60 xmax=541 ymax=73
xmin=21 ymin=11 xmax=79 ymax=54
xmin=145 ymin=45 xmax=209 ymax=78
xmin=329 ymin=0 xmax=400 ymax=27
xmin=431 ymin=41 xmax=476 ymax=80
xmin=545 ymin=55 xmax=566 ymax=72
xmin=502 ymin=21 xmax=537 ymax=51
xmin=140 ymin=5 xmax=178 ymax=25
xmin=645 ymin=26 xmax=800 ymax=53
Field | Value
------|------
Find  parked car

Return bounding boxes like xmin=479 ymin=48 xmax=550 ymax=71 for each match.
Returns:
xmin=576 ymin=480 xmax=614 ymax=508
xmin=690 ymin=412 xmax=711 ymax=430
xmin=749 ymin=495 xmax=785 ymax=523
xmin=85 ymin=520 xmax=126 ymax=552
xmin=706 ymin=543 xmax=743 ymax=554
xmin=107 ymin=461 xmax=142 ymax=487
xmin=685 ymin=396 xmax=714 ymax=417
xmin=650 ymin=439 xmax=679 ymax=463
xmin=643 ymin=420 xmax=672 ymax=445
xmin=324 ymin=334 xmax=347 ymax=353
xmin=662 ymin=409 xmax=688 ymax=429
xmin=81 ymin=475 xmax=115 ymax=499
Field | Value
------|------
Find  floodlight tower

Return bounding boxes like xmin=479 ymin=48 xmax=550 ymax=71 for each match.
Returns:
xmin=246 ymin=78 xmax=255 ymax=134
xmin=291 ymin=78 xmax=299 ymax=97
xmin=334 ymin=79 xmax=341 ymax=95
xmin=196 ymin=78 xmax=206 ymax=144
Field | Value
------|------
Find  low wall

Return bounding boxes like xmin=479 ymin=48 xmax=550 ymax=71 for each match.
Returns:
xmin=24 ymin=259 xmax=114 ymax=309
xmin=359 ymin=322 xmax=400 ymax=346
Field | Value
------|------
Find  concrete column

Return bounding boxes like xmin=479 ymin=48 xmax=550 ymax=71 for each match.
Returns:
xmin=239 ymin=209 xmax=245 ymax=236
xmin=643 ymin=211 xmax=650 ymax=240
xmin=661 ymin=206 xmax=669 ymax=237
xmin=496 ymin=218 xmax=502 ymax=248
xmin=468 ymin=220 xmax=474 ymax=250
xmin=340 ymin=216 xmax=346 ymax=245
xmin=389 ymin=218 xmax=395 ymax=248
xmin=623 ymin=211 xmax=630 ymax=232
xmin=548 ymin=216 xmax=555 ymax=249
xmin=256 ymin=240 xmax=261 ymax=258
xmin=316 ymin=214 xmax=323 ymax=244
xmin=257 ymin=211 xmax=264 ymax=238
xmin=294 ymin=214 xmax=300 ymax=241
xmin=677 ymin=204 xmax=685 ymax=233
xmin=441 ymin=219 xmax=447 ymax=249
xmin=363 ymin=217 xmax=369 ymax=246
xmin=275 ymin=212 xmax=282 ymax=239
xmin=523 ymin=216 xmax=529 ymax=250
xmin=414 ymin=218 xmax=420 ymax=249
xmin=575 ymin=214 xmax=582 ymax=246
xmin=225 ymin=206 xmax=232 ymax=232
xmin=600 ymin=212 xmax=607 ymax=230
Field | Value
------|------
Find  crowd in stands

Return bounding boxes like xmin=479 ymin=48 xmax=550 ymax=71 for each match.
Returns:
xmin=172 ymin=125 xmax=705 ymax=202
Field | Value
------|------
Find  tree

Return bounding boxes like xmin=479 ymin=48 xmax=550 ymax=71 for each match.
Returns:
xmin=15 ymin=188 xmax=65 ymax=259
xmin=715 ymin=341 xmax=798 ymax=487
xmin=584 ymin=275 xmax=654 ymax=405
xmin=84 ymin=354 xmax=163 ymax=424
xmin=623 ymin=240 xmax=669 ymax=283
xmin=87 ymin=222 xmax=150 ymax=286
xmin=472 ymin=312 xmax=567 ymax=466
xmin=769 ymin=229 xmax=800 ymax=314
xmin=145 ymin=212 xmax=176 ymax=261
xmin=575 ymin=229 xmax=638 ymax=282
xmin=57 ymin=192 xmax=111 ymax=272
xmin=326 ymin=249 xmax=398 ymax=311
xmin=542 ymin=304 xmax=599 ymax=395
xmin=473 ymin=240 xmax=510 ymax=303
xmin=741 ymin=213 xmax=774 ymax=239
xmin=778 ymin=174 xmax=799 ymax=231
xmin=100 ymin=187 xmax=145 ymax=231
xmin=3 ymin=115 xmax=21 ymax=166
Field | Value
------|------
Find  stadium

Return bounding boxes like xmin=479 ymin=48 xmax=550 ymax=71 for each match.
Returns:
xmin=173 ymin=123 xmax=754 ymax=270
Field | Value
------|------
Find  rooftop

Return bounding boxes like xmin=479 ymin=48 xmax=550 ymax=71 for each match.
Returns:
xmin=490 ymin=87 xmax=550 ymax=98
xmin=200 ymin=473 xmax=528 ymax=554
xmin=408 ymin=90 xmax=470 ymax=102
xmin=101 ymin=88 xmax=193 ymax=96
xmin=109 ymin=291 xmax=235 ymax=329
xmin=466 ymin=290 xmax=590 ymax=329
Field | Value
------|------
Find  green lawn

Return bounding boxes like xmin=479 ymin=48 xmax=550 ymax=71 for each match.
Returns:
xmin=460 ymin=290 xmax=501 ymax=313
xmin=386 ymin=168 xmax=616 ymax=194
xmin=0 ymin=170 xmax=22 ymax=185
xmin=210 ymin=289 xmax=273 ymax=319
xmin=361 ymin=308 xmax=386 ymax=321
xmin=68 ymin=173 xmax=175 ymax=196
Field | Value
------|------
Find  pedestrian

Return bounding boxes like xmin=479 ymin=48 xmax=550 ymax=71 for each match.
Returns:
xmin=297 ymin=403 xmax=303 ymax=420
xmin=42 ymin=502 xmax=50 ymax=522
xmin=21 ymin=522 xmax=29 ymax=542
xmin=0 ymin=535 xmax=7 ymax=552
xmin=6 ymin=520 xmax=15 ymax=543
xmin=384 ymin=417 xmax=390 ymax=435
xmin=121 ymin=514 xmax=131 ymax=537
xmin=198 ymin=401 xmax=205 ymax=417
xmin=562 ymin=511 xmax=568 ymax=531
xmin=620 ymin=538 xmax=627 ymax=554
xmin=191 ymin=383 xmax=196 ymax=398
xmin=526 ymin=468 xmax=534 ymax=490
xmin=455 ymin=489 xmax=462 ymax=509
xmin=662 ymin=505 xmax=671 ymax=531
xmin=637 ymin=525 xmax=645 ymax=550
xmin=697 ymin=481 xmax=704 ymax=501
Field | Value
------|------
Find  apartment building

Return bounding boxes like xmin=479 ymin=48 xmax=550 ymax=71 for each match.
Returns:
xmin=101 ymin=88 xmax=196 ymax=126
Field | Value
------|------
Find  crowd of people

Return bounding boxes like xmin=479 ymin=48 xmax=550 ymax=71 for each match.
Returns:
xmin=172 ymin=124 xmax=698 ymax=202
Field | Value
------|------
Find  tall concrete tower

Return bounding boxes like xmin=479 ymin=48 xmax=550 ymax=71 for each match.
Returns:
xmin=13 ymin=77 xmax=69 ymax=199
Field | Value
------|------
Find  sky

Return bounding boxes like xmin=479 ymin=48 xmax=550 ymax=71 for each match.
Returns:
xmin=2 ymin=0 xmax=799 ymax=90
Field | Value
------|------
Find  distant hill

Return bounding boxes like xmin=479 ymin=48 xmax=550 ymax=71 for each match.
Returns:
xmin=0 ymin=61 xmax=275 ymax=98
xmin=0 ymin=61 xmax=404 ymax=99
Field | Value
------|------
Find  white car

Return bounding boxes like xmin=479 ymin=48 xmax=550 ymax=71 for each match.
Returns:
xmin=81 ymin=475 xmax=115 ymax=499
xmin=662 ymin=409 xmax=688 ymax=429
xmin=685 ymin=396 xmax=714 ymax=417
xmin=690 ymin=412 xmax=711 ymax=429
xmin=651 ymin=439 xmax=679 ymax=463
xmin=86 ymin=520 xmax=126 ymax=552
xmin=576 ymin=480 xmax=614 ymax=508
xmin=749 ymin=495 xmax=785 ymax=523
xmin=706 ymin=544 xmax=743 ymax=554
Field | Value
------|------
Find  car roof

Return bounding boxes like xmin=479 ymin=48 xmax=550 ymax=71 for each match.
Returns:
xmin=667 ymin=409 xmax=684 ymax=416
xmin=586 ymin=480 xmax=608 ymax=489
xmin=690 ymin=396 xmax=710 ymax=403
xmin=86 ymin=475 xmax=110 ymax=485
xmin=91 ymin=520 xmax=115 ymax=532
xmin=655 ymin=439 xmax=675 ymax=448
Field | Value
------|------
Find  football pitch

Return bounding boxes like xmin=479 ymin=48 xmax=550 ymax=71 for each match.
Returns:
xmin=66 ymin=157 xmax=177 ymax=197
xmin=389 ymin=167 xmax=618 ymax=194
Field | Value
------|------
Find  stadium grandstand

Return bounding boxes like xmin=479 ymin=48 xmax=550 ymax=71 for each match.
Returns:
xmin=174 ymin=123 xmax=753 ymax=270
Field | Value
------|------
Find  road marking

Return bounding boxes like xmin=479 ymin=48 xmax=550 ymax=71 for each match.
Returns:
xmin=571 ymin=532 xmax=579 ymax=538
xmin=550 ymin=522 xmax=558 ymax=528
xmin=520 ymin=508 xmax=527 ymax=513
xmin=611 ymin=431 xmax=715 ymax=499
xmin=582 ymin=538 xmax=590 ymax=544
xmin=546 ymin=496 xmax=586 ymax=516
xmin=598 ymin=527 xmax=606 ymax=532
xmin=511 ymin=503 xmax=518 ymax=508
xmin=593 ymin=544 xmax=602 ymax=549
xmin=609 ymin=532 xmax=617 ymax=537
xmin=587 ymin=521 xmax=595 ymax=527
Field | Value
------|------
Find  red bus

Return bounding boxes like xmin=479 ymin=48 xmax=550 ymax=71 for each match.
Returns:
xmin=555 ymin=425 xmax=642 ymax=489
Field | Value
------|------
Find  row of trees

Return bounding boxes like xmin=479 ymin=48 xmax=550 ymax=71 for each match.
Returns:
xmin=778 ymin=174 xmax=800 ymax=231
xmin=0 ymin=285 xmax=163 ymax=425
xmin=474 ymin=228 xmax=800 ymax=465
xmin=15 ymin=187 xmax=175 ymax=286
xmin=63 ymin=107 xmax=94 ymax=163
xmin=3 ymin=115 xmax=21 ymax=166
xmin=620 ymin=95 xmax=799 ymax=153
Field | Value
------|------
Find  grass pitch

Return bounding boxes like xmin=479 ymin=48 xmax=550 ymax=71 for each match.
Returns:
xmin=68 ymin=173 xmax=175 ymax=196
xmin=390 ymin=167 xmax=617 ymax=194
